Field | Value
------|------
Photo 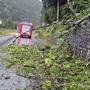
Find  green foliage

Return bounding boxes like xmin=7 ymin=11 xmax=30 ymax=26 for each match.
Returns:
xmin=0 ymin=19 xmax=16 ymax=29
xmin=37 ymin=11 xmax=90 ymax=89
xmin=41 ymin=80 xmax=52 ymax=90
xmin=5 ymin=46 xmax=42 ymax=75
xmin=0 ymin=0 xmax=42 ymax=25
xmin=5 ymin=41 xmax=90 ymax=90
xmin=41 ymin=6 xmax=57 ymax=23
xmin=74 ymin=0 xmax=90 ymax=12
xmin=44 ymin=58 xmax=52 ymax=66
xmin=41 ymin=0 xmax=90 ymax=23
xmin=36 ymin=22 xmax=71 ymax=42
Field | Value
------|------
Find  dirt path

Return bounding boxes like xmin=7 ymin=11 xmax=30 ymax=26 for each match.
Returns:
xmin=0 ymin=49 xmax=41 ymax=90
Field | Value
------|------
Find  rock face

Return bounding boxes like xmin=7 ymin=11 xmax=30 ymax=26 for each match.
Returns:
xmin=68 ymin=16 xmax=90 ymax=59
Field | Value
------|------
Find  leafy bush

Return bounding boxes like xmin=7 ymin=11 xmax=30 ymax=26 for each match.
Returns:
xmin=36 ymin=22 xmax=70 ymax=41
xmin=41 ymin=80 xmax=52 ymax=90
xmin=41 ymin=0 xmax=90 ymax=23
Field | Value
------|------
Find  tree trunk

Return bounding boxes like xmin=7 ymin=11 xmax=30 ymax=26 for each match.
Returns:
xmin=57 ymin=0 xmax=59 ymax=21
xmin=67 ymin=0 xmax=77 ymax=19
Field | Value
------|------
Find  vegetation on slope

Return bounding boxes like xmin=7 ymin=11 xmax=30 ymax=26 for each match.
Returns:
xmin=4 ymin=0 xmax=90 ymax=90
xmin=41 ymin=0 xmax=90 ymax=23
xmin=5 ymin=22 xmax=90 ymax=90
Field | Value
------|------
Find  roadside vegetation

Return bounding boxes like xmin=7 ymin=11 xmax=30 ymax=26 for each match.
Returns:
xmin=0 ymin=28 xmax=15 ymax=35
xmin=4 ymin=0 xmax=90 ymax=90
xmin=5 ymin=22 xmax=90 ymax=90
xmin=0 ymin=19 xmax=16 ymax=35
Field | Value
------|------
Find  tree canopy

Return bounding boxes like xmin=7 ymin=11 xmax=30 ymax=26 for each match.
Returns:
xmin=0 ymin=0 xmax=42 ymax=25
xmin=41 ymin=0 xmax=90 ymax=23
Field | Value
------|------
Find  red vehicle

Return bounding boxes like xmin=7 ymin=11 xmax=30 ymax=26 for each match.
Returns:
xmin=17 ymin=22 xmax=33 ymax=38
xmin=16 ymin=37 xmax=32 ymax=47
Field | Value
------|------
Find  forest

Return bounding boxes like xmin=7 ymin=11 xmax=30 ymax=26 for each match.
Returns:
xmin=0 ymin=0 xmax=42 ymax=27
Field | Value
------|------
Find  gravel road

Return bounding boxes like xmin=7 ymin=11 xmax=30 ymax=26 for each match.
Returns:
xmin=0 ymin=35 xmax=16 ymax=46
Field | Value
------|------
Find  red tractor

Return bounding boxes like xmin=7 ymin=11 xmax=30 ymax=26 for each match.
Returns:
xmin=17 ymin=22 xmax=33 ymax=38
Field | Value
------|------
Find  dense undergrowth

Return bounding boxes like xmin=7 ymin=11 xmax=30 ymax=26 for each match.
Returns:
xmin=5 ymin=21 xmax=90 ymax=90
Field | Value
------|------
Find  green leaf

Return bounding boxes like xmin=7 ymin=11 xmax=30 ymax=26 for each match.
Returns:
xmin=44 ymin=58 xmax=52 ymax=66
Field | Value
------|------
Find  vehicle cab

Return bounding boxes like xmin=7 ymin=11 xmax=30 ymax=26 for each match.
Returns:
xmin=17 ymin=22 xmax=33 ymax=38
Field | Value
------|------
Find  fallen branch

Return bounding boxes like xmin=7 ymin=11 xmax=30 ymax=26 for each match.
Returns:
xmin=67 ymin=0 xmax=77 ymax=19
xmin=34 ymin=21 xmax=58 ymax=30
xmin=75 ymin=14 xmax=90 ymax=25
xmin=64 ymin=13 xmax=90 ymax=26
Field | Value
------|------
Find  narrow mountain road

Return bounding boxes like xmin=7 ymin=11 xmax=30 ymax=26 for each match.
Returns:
xmin=0 ymin=33 xmax=45 ymax=46
xmin=0 ymin=35 xmax=16 ymax=46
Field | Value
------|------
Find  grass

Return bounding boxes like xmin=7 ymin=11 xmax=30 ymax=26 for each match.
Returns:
xmin=0 ymin=28 xmax=16 ymax=35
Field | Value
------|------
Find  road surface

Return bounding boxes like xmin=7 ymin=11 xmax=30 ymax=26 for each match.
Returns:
xmin=0 ymin=35 xmax=16 ymax=46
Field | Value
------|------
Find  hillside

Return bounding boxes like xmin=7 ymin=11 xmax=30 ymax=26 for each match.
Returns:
xmin=0 ymin=0 xmax=42 ymax=25
xmin=3 ymin=0 xmax=90 ymax=90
